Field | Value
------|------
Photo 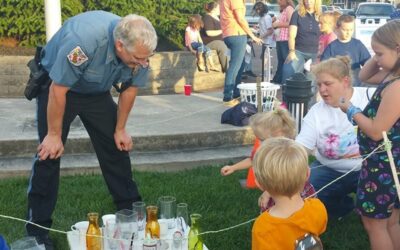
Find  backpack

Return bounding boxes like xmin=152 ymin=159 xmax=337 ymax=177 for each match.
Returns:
xmin=221 ymin=102 xmax=257 ymax=127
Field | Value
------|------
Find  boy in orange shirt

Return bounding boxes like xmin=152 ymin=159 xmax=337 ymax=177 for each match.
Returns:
xmin=252 ymin=138 xmax=327 ymax=250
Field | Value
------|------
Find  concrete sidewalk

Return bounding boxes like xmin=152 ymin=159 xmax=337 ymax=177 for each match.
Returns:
xmin=0 ymin=92 xmax=247 ymax=141
xmin=0 ymin=43 xmax=275 ymax=177
xmin=0 ymin=91 xmax=256 ymax=177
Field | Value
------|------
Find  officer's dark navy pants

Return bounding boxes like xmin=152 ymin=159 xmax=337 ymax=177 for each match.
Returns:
xmin=26 ymin=87 xmax=141 ymax=237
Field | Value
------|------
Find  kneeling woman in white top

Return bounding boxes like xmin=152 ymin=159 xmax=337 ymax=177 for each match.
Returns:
xmin=296 ymin=56 xmax=376 ymax=218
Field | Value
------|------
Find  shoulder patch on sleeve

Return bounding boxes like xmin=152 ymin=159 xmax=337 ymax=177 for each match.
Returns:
xmin=67 ymin=46 xmax=88 ymax=66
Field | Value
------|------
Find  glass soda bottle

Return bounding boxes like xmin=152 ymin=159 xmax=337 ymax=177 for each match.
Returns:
xmin=86 ymin=212 xmax=102 ymax=250
xmin=145 ymin=205 xmax=160 ymax=239
xmin=188 ymin=213 xmax=203 ymax=250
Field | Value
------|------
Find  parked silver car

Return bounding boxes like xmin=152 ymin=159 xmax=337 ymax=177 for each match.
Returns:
xmin=355 ymin=2 xmax=394 ymax=18
xmin=353 ymin=2 xmax=395 ymax=54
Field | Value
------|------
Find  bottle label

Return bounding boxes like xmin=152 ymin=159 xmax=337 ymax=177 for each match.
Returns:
xmin=143 ymin=239 xmax=159 ymax=250
xmin=143 ymin=246 xmax=157 ymax=250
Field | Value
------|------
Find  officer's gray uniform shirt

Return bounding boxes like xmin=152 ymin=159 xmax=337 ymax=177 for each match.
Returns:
xmin=41 ymin=10 xmax=148 ymax=94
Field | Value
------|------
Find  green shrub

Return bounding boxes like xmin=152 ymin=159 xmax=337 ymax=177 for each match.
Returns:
xmin=0 ymin=0 xmax=83 ymax=46
xmin=0 ymin=0 xmax=210 ymax=49
xmin=83 ymin=0 xmax=209 ymax=49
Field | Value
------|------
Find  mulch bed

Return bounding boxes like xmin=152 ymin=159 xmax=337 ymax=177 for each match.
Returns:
xmin=0 ymin=46 xmax=35 ymax=56
xmin=0 ymin=38 xmax=180 ymax=56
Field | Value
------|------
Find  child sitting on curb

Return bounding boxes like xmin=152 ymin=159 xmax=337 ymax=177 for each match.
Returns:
xmin=252 ymin=137 xmax=327 ymax=250
xmin=185 ymin=14 xmax=219 ymax=72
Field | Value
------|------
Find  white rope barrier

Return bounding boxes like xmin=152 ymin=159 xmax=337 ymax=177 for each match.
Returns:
xmin=306 ymin=143 xmax=385 ymax=199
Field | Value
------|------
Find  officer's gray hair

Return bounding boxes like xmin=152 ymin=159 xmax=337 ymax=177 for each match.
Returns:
xmin=114 ymin=14 xmax=158 ymax=52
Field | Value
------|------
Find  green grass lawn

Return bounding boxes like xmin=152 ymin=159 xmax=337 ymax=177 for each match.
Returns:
xmin=0 ymin=166 xmax=369 ymax=249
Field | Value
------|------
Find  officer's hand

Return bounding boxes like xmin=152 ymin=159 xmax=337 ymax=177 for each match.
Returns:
xmin=114 ymin=129 xmax=133 ymax=151
xmin=37 ymin=134 xmax=64 ymax=160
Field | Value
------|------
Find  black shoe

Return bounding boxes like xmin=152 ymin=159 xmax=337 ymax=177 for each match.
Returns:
xmin=244 ymin=71 xmax=257 ymax=77
xmin=35 ymin=235 xmax=54 ymax=250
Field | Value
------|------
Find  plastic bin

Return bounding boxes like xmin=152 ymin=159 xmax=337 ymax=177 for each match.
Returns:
xmin=237 ymin=82 xmax=280 ymax=112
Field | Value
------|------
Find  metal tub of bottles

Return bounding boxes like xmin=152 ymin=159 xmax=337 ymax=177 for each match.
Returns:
xmin=67 ymin=196 xmax=209 ymax=250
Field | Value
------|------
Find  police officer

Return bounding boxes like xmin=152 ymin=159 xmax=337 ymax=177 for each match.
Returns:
xmin=26 ymin=11 xmax=157 ymax=249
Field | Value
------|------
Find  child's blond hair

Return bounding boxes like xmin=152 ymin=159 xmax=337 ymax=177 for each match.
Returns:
xmin=298 ymin=0 xmax=322 ymax=19
xmin=319 ymin=12 xmax=338 ymax=33
xmin=311 ymin=55 xmax=353 ymax=84
xmin=253 ymin=137 xmax=309 ymax=197
xmin=249 ymin=108 xmax=296 ymax=140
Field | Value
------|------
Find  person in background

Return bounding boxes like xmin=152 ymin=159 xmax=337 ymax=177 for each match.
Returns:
xmin=201 ymin=1 xmax=229 ymax=72
xmin=339 ymin=20 xmax=400 ymax=250
xmin=297 ymin=56 xmax=375 ymax=219
xmin=220 ymin=0 xmax=263 ymax=107
xmin=320 ymin=14 xmax=370 ymax=86
xmin=25 ymin=11 xmax=157 ymax=249
xmin=185 ymin=14 xmax=219 ymax=72
xmin=272 ymin=0 xmax=294 ymax=84
xmin=281 ymin=0 xmax=321 ymax=84
xmin=317 ymin=11 xmax=337 ymax=62
xmin=253 ymin=2 xmax=275 ymax=79
xmin=251 ymin=137 xmax=327 ymax=250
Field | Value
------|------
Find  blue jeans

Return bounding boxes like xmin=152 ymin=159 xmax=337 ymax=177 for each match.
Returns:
xmin=191 ymin=42 xmax=211 ymax=56
xmin=310 ymin=160 xmax=360 ymax=218
xmin=272 ymin=41 xmax=289 ymax=84
xmin=223 ymin=35 xmax=247 ymax=102
xmin=281 ymin=50 xmax=317 ymax=84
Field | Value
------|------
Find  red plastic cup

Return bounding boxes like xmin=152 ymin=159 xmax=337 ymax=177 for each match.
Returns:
xmin=184 ymin=84 xmax=192 ymax=96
